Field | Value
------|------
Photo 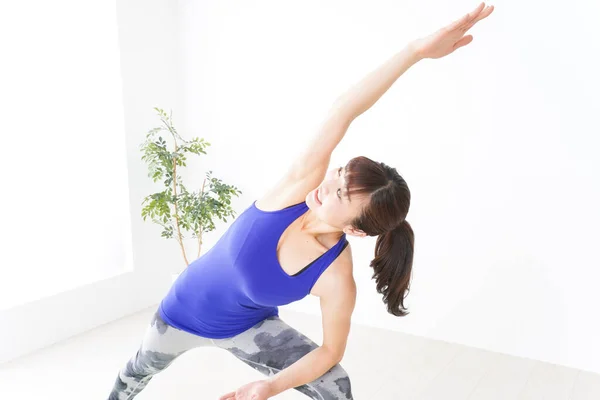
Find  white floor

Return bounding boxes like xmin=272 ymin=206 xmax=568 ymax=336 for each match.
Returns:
xmin=1 ymin=306 xmax=599 ymax=400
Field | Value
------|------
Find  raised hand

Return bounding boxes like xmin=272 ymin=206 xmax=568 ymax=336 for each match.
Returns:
xmin=411 ymin=2 xmax=495 ymax=60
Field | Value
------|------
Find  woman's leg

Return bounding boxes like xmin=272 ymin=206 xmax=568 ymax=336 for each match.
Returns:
xmin=212 ymin=315 xmax=354 ymax=400
xmin=108 ymin=310 xmax=213 ymax=400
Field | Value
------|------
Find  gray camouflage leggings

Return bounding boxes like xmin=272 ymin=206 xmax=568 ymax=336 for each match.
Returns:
xmin=108 ymin=310 xmax=353 ymax=399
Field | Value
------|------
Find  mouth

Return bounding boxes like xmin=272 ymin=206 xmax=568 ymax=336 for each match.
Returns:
xmin=314 ymin=187 xmax=322 ymax=205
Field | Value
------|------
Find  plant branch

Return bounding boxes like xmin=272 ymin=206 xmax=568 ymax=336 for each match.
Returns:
xmin=168 ymin=120 xmax=189 ymax=267
xmin=197 ymin=177 xmax=207 ymax=258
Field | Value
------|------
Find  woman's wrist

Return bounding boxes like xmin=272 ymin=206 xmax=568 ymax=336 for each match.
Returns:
xmin=406 ymin=40 xmax=426 ymax=62
xmin=265 ymin=377 xmax=284 ymax=397
xmin=263 ymin=379 xmax=281 ymax=397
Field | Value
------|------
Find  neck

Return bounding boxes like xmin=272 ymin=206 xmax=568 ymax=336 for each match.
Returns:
xmin=299 ymin=209 xmax=345 ymax=241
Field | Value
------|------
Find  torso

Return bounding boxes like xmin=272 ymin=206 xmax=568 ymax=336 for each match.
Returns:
xmin=255 ymin=197 xmax=353 ymax=297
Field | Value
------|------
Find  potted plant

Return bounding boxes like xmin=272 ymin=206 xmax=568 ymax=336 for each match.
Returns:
xmin=140 ymin=107 xmax=242 ymax=281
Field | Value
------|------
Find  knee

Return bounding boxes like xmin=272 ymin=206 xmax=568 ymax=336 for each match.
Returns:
xmin=123 ymin=348 xmax=177 ymax=379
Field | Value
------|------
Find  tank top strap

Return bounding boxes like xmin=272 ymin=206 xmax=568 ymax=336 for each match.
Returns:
xmin=303 ymin=233 xmax=348 ymax=288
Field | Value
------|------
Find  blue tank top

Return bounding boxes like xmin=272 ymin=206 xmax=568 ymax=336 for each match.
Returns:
xmin=159 ymin=200 xmax=348 ymax=339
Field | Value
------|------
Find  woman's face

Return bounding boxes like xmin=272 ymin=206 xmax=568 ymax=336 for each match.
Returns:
xmin=306 ymin=166 xmax=369 ymax=236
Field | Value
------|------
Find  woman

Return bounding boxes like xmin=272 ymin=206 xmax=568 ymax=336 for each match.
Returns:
xmin=109 ymin=3 xmax=494 ymax=400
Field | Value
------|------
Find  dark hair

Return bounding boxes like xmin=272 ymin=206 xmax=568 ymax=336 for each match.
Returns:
xmin=344 ymin=156 xmax=414 ymax=317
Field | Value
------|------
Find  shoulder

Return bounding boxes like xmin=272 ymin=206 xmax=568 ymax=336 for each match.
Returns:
xmin=310 ymin=243 xmax=356 ymax=301
xmin=255 ymin=173 xmax=312 ymax=212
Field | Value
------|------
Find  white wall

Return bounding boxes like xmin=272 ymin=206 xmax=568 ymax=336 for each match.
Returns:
xmin=176 ymin=0 xmax=600 ymax=374
xmin=0 ymin=0 xmax=181 ymax=363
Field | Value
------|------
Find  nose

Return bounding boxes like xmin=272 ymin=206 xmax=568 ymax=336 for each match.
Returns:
xmin=322 ymin=180 xmax=334 ymax=196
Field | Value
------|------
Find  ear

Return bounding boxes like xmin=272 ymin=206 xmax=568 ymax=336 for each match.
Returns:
xmin=343 ymin=225 xmax=367 ymax=238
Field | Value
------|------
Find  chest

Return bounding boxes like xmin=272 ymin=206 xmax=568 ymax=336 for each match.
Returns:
xmin=277 ymin=221 xmax=342 ymax=296
xmin=255 ymin=199 xmax=346 ymax=297
xmin=276 ymin=216 xmax=329 ymax=276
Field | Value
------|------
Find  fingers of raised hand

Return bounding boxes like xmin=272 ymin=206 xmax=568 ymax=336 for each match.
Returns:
xmin=449 ymin=3 xmax=493 ymax=33
xmin=453 ymin=35 xmax=474 ymax=50
xmin=470 ymin=5 xmax=494 ymax=27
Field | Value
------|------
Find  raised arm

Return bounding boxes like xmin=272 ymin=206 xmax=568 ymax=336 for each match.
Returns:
xmin=330 ymin=45 xmax=420 ymax=125
xmin=290 ymin=2 xmax=494 ymax=184
xmin=286 ymin=44 xmax=421 ymax=190
xmin=262 ymin=3 xmax=494 ymax=211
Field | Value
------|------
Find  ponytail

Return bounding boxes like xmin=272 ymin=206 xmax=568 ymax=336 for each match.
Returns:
xmin=370 ymin=219 xmax=415 ymax=317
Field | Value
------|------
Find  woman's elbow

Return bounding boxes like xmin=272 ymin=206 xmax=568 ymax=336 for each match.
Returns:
xmin=322 ymin=346 xmax=345 ymax=364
